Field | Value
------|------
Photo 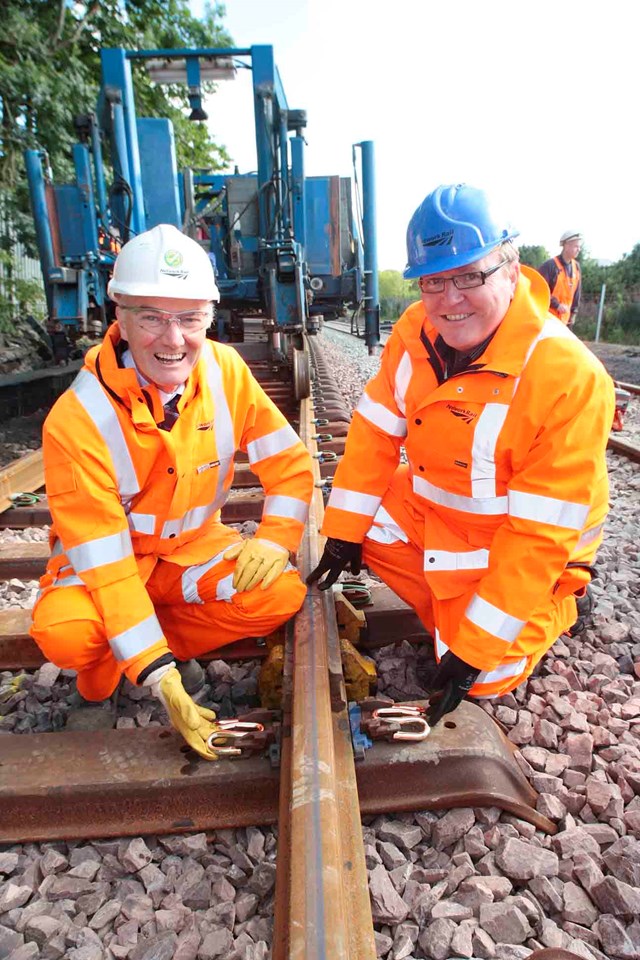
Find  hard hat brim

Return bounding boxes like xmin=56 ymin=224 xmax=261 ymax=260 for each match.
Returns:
xmin=403 ymin=234 xmax=519 ymax=280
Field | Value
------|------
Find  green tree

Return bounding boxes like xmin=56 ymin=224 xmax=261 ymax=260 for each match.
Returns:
xmin=379 ymin=269 xmax=418 ymax=298
xmin=518 ymin=245 xmax=549 ymax=269
xmin=0 ymin=0 xmax=233 ymax=249
xmin=378 ymin=269 xmax=418 ymax=322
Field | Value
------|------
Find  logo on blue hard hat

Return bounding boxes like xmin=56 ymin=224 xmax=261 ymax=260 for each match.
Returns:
xmin=422 ymin=230 xmax=454 ymax=248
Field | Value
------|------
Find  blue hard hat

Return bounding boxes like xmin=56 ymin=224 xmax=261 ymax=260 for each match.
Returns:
xmin=403 ymin=184 xmax=519 ymax=279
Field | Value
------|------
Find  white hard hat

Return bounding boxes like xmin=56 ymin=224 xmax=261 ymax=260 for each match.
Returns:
xmin=107 ymin=224 xmax=220 ymax=301
xmin=559 ymin=230 xmax=582 ymax=244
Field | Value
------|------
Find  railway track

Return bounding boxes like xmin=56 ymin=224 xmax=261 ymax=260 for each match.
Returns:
xmin=3 ymin=335 xmax=637 ymax=957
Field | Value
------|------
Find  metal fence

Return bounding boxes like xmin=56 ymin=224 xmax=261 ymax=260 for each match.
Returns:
xmin=0 ymin=204 xmax=44 ymax=309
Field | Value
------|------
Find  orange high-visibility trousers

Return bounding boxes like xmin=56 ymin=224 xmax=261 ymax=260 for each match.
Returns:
xmin=362 ymin=470 xmax=577 ymax=698
xmin=31 ymin=556 xmax=306 ymax=701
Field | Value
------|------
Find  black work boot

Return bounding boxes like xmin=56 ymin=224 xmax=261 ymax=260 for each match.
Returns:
xmin=176 ymin=659 xmax=205 ymax=695
xmin=66 ymin=680 xmax=121 ymax=731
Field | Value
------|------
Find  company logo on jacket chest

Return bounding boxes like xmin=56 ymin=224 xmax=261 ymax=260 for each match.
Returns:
xmin=446 ymin=403 xmax=478 ymax=424
xmin=196 ymin=420 xmax=214 ymax=431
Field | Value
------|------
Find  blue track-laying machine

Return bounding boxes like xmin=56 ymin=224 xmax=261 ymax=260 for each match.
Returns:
xmin=24 ymin=45 xmax=380 ymax=396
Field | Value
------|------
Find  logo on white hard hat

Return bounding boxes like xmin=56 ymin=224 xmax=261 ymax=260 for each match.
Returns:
xmin=160 ymin=248 xmax=188 ymax=280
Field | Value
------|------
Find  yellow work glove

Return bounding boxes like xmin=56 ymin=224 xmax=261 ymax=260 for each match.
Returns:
xmin=224 ymin=538 xmax=289 ymax=592
xmin=149 ymin=665 xmax=220 ymax=760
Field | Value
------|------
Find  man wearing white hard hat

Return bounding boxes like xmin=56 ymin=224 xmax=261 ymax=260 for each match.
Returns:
xmin=31 ymin=224 xmax=314 ymax=759
xmin=537 ymin=231 xmax=582 ymax=327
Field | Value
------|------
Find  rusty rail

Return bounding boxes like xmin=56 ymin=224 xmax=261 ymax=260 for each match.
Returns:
xmin=614 ymin=380 xmax=640 ymax=397
xmin=607 ymin=435 xmax=640 ymax=463
xmin=273 ymin=387 xmax=376 ymax=960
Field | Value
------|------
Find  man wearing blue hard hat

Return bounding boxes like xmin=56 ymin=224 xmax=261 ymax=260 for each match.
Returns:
xmin=309 ymin=184 xmax=614 ymax=727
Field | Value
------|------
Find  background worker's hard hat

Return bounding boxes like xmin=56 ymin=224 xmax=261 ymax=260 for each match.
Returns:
xmin=559 ymin=230 xmax=582 ymax=245
xmin=107 ymin=224 xmax=220 ymax=301
xmin=403 ymin=184 xmax=519 ymax=280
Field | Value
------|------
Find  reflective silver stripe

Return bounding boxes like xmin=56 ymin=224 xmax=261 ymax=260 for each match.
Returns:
xmin=436 ymin=628 xmax=527 ymax=687
xmin=573 ymin=522 xmax=605 ymax=553
xmin=413 ymin=475 xmax=507 ymax=516
xmin=263 ymin=494 xmax=309 ymax=523
xmin=508 ymin=489 xmax=589 ymax=530
xmin=216 ymin=572 xmax=236 ymax=602
xmin=66 ymin=529 xmax=133 ymax=573
xmin=471 ymin=403 xmax=508 ymax=499
xmin=51 ymin=574 xmax=85 ymax=589
xmin=465 ymin=594 xmax=525 ymax=643
xmin=203 ymin=348 xmax=236 ymax=508
xmin=247 ymin=424 xmax=300 ymax=464
xmin=394 ymin=351 xmax=412 ymax=415
xmin=109 ymin=612 xmax=165 ymax=661
xmin=128 ymin=513 xmax=156 ymax=535
xmin=356 ymin=393 xmax=407 ymax=438
xmin=366 ymin=505 xmax=409 ymax=545
xmin=328 ymin=488 xmax=382 ymax=517
xmin=161 ymin=500 xmax=221 ymax=540
xmin=477 ymin=656 xmax=528 ymax=685
xmin=182 ymin=548 xmax=230 ymax=604
xmin=71 ymin=369 xmax=140 ymax=500
xmin=423 ymin=548 xmax=489 ymax=572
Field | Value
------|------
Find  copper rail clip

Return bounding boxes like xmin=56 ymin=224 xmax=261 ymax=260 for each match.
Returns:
xmin=359 ymin=696 xmax=431 ymax=742
xmin=207 ymin=708 xmax=279 ymax=758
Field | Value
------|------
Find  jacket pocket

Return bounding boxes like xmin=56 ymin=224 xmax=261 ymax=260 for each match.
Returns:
xmin=552 ymin=564 xmax=593 ymax=604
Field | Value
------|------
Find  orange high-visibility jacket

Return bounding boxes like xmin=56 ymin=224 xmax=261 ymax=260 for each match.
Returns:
xmin=539 ymin=256 xmax=581 ymax=323
xmin=322 ymin=266 xmax=614 ymax=673
xmin=39 ymin=325 xmax=313 ymax=682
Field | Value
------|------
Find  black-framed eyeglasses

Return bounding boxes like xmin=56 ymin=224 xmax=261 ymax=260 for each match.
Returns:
xmin=418 ymin=258 xmax=510 ymax=294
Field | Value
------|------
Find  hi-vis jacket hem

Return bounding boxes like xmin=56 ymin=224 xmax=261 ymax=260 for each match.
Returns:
xmin=38 ymin=325 xmax=313 ymax=682
xmin=323 ymin=266 xmax=614 ymax=674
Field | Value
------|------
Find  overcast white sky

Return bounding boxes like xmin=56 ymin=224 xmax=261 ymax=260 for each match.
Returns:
xmin=189 ymin=0 xmax=639 ymax=271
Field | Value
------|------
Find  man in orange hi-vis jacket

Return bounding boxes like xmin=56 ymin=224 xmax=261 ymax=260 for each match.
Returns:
xmin=31 ymin=225 xmax=313 ymax=758
xmin=537 ymin=230 xmax=582 ymax=327
xmin=308 ymin=185 xmax=613 ymax=728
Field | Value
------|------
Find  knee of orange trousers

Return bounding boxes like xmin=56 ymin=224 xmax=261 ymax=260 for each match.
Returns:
xmin=362 ymin=537 xmax=435 ymax=635
xmin=156 ymin=568 xmax=307 ymax=660
xmin=30 ymin=587 xmax=121 ymax=700
xmin=467 ymin=594 xmax=578 ymax=699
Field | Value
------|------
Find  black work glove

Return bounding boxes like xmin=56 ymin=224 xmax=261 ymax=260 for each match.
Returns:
xmin=427 ymin=651 xmax=481 ymax=727
xmin=567 ymin=583 xmax=594 ymax=637
xmin=306 ymin=538 xmax=362 ymax=591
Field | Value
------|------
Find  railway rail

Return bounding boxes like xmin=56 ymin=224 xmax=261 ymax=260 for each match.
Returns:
xmin=2 ymin=337 xmax=639 ymax=957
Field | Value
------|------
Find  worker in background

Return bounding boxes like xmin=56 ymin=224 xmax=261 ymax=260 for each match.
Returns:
xmin=308 ymin=185 xmax=613 ymax=727
xmin=51 ymin=322 xmax=71 ymax=365
xmin=31 ymin=224 xmax=313 ymax=759
xmin=537 ymin=230 xmax=582 ymax=327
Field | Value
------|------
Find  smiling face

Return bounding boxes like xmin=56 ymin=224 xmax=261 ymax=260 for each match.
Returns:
xmin=562 ymin=237 xmax=582 ymax=260
xmin=419 ymin=250 xmax=520 ymax=352
xmin=115 ymin=295 xmax=211 ymax=391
